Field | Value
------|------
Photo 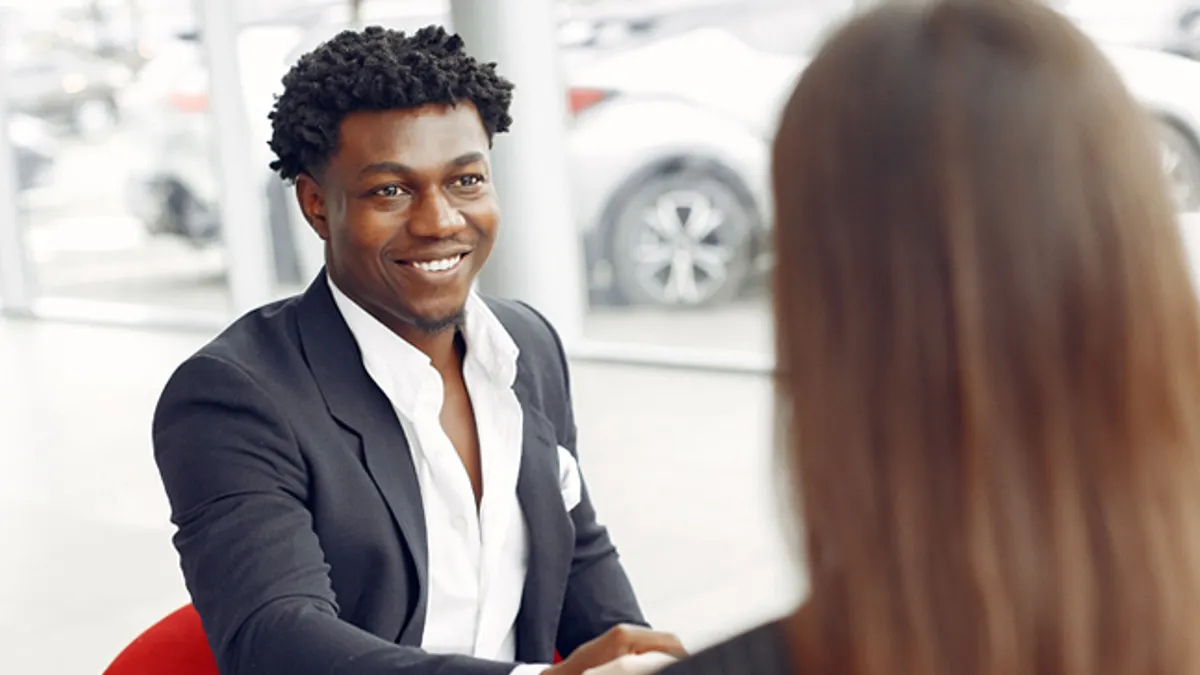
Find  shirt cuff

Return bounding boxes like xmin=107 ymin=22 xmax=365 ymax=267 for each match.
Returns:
xmin=511 ymin=664 xmax=553 ymax=675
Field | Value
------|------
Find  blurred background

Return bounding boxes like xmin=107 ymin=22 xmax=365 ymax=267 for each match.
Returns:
xmin=5 ymin=0 xmax=1200 ymax=351
xmin=4 ymin=0 xmax=1200 ymax=672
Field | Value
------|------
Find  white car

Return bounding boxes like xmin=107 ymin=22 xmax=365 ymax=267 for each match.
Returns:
xmin=568 ymin=5 xmax=1200 ymax=306
xmin=564 ymin=8 xmax=828 ymax=306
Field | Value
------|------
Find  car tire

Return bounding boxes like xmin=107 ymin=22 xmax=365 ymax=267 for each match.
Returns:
xmin=166 ymin=182 xmax=218 ymax=244
xmin=1159 ymin=120 xmax=1200 ymax=213
xmin=608 ymin=167 xmax=756 ymax=308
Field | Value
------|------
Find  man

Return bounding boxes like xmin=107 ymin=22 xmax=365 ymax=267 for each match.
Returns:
xmin=153 ymin=25 xmax=683 ymax=675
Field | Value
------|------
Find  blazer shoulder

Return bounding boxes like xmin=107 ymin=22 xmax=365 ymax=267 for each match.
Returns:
xmin=188 ymin=294 xmax=303 ymax=381
xmin=483 ymin=297 xmax=572 ymax=387
xmin=483 ymin=297 xmax=564 ymax=357
xmin=155 ymin=296 xmax=306 ymax=424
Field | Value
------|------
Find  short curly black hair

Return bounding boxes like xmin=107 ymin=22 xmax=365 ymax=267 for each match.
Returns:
xmin=267 ymin=24 xmax=514 ymax=181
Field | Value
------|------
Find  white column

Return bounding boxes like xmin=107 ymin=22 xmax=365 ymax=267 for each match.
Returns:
xmin=197 ymin=0 xmax=275 ymax=313
xmin=449 ymin=0 xmax=586 ymax=346
xmin=0 ymin=6 xmax=34 ymax=316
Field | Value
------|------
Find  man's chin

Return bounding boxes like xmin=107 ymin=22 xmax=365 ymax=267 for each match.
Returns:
xmin=410 ymin=308 xmax=466 ymax=335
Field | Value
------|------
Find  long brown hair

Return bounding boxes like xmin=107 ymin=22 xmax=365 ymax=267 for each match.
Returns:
xmin=772 ymin=1 xmax=1200 ymax=674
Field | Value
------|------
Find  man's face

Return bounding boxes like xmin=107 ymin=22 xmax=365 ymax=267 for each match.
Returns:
xmin=296 ymin=103 xmax=498 ymax=335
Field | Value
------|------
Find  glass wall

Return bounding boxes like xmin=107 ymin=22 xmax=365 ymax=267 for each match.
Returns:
xmin=3 ymin=0 xmax=235 ymax=319
xmin=232 ymin=0 xmax=848 ymax=363
xmin=559 ymin=0 xmax=1200 ymax=357
xmin=4 ymin=0 xmax=1200 ymax=368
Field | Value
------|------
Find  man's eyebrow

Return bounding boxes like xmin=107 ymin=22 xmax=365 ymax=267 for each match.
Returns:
xmin=357 ymin=152 xmax=486 ymax=177
xmin=450 ymin=151 xmax=486 ymax=167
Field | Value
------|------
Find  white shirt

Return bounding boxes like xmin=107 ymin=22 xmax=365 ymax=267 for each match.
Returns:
xmin=329 ymin=279 xmax=581 ymax=675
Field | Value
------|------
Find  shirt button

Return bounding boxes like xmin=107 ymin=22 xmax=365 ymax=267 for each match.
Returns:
xmin=452 ymin=516 xmax=468 ymax=532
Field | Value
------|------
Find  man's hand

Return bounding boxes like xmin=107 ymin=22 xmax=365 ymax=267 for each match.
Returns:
xmin=544 ymin=625 xmax=686 ymax=675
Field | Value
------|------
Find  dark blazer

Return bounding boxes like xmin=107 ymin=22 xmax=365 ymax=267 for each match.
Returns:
xmin=153 ymin=274 xmax=646 ymax=675
xmin=658 ymin=622 xmax=792 ymax=675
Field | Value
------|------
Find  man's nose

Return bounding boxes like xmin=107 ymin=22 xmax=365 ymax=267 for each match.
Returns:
xmin=409 ymin=190 xmax=466 ymax=238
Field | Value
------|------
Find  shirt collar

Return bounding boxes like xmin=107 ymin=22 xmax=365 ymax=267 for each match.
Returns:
xmin=327 ymin=275 xmax=520 ymax=415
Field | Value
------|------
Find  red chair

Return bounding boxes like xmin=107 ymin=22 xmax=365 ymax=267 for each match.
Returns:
xmin=105 ymin=603 xmax=563 ymax=674
xmin=104 ymin=604 xmax=216 ymax=675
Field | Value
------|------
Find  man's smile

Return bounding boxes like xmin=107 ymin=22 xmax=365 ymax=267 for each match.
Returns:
xmin=394 ymin=251 xmax=469 ymax=280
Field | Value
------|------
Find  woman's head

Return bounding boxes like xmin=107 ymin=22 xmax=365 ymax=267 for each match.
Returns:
xmin=773 ymin=1 xmax=1200 ymax=674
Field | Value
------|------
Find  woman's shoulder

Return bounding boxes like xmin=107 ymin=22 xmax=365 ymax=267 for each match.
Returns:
xmin=660 ymin=620 xmax=794 ymax=675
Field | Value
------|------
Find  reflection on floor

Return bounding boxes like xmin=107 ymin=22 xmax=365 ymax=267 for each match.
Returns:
xmin=0 ymin=317 xmax=802 ymax=674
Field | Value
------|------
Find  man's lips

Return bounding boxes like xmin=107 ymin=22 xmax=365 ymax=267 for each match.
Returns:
xmin=395 ymin=251 xmax=469 ymax=274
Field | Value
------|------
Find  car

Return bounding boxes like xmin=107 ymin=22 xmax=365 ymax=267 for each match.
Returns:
xmin=563 ymin=4 xmax=841 ymax=306
xmin=120 ymin=26 xmax=300 ymax=246
xmin=120 ymin=1 xmax=1200 ymax=308
xmin=571 ymin=4 xmax=1200 ymax=306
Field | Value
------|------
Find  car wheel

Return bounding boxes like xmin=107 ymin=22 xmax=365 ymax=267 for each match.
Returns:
xmin=1159 ymin=121 xmax=1200 ymax=212
xmin=166 ymin=182 xmax=219 ymax=244
xmin=608 ymin=168 xmax=755 ymax=307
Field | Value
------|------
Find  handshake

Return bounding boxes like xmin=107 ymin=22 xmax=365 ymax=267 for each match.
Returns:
xmin=545 ymin=625 xmax=686 ymax=675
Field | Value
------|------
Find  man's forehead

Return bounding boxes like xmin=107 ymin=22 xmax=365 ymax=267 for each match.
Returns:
xmin=338 ymin=104 xmax=488 ymax=159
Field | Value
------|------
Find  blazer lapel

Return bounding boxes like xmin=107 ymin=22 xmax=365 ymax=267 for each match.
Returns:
xmin=512 ymin=375 xmax=575 ymax=663
xmin=295 ymin=274 xmax=429 ymax=643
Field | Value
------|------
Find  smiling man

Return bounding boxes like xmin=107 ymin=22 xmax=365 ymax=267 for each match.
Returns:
xmin=152 ymin=25 xmax=682 ymax=675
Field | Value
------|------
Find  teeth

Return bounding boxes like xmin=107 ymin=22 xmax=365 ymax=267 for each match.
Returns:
xmin=412 ymin=254 xmax=463 ymax=272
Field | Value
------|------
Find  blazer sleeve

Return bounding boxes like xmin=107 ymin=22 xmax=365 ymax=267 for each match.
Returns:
xmin=515 ymin=303 xmax=650 ymax=656
xmin=152 ymin=354 xmax=516 ymax=675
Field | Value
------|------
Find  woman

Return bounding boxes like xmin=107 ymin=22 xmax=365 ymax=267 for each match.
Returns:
xmin=657 ymin=0 xmax=1200 ymax=673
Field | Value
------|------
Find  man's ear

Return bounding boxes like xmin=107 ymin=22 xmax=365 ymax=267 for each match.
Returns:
xmin=295 ymin=173 xmax=330 ymax=240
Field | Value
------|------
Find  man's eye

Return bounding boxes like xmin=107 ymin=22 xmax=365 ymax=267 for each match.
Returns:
xmin=456 ymin=174 xmax=486 ymax=188
xmin=373 ymin=185 xmax=403 ymax=198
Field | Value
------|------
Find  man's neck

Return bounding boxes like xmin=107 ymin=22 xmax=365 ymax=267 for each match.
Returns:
xmin=394 ymin=323 xmax=464 ymax=376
